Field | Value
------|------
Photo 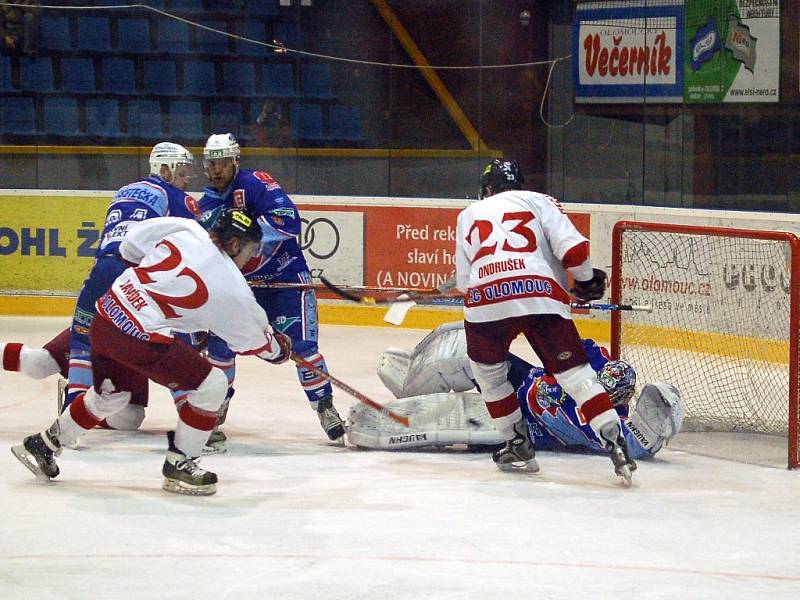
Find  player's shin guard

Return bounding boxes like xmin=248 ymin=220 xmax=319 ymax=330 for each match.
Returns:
xmin=556 ymin=364 xmax=636 ymax=484
xmin=468 ymin=359 xmax=520 ymax=438
xmin=59 ymin=384 xmax=132 ymax=447
xmin=174 ymin=368 xmax=227 ymax=458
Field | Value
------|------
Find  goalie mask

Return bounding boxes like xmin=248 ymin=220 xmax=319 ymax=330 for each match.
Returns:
xmin=149 ymin=142 xmax=194 ymax=177
xmin=479 ymin=159 xmax=524 ymax=199
xmin=597 ymin=359 xmax=636 ymax=407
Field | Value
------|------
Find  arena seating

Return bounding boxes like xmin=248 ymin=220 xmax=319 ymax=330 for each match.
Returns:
xmin=0 ymin=7 xmax=365 ymax=146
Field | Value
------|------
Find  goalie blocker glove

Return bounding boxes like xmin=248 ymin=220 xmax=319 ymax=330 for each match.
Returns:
xmin=570 ymin=268 xmax=607 ymax=302
xmin=257 ymin=332 xmax=292 ymax=364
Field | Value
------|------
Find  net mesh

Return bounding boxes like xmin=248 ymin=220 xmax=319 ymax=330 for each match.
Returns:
xmin=615 ymin=227 xmax=795 ymax=436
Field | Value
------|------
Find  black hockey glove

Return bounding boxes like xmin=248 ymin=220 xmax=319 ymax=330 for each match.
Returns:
xmin=570 ymin=268 xmax=607 ymax=302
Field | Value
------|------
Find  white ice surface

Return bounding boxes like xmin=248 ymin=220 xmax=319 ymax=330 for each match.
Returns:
xmin=1 ymin=316 xmax=799 ymax=599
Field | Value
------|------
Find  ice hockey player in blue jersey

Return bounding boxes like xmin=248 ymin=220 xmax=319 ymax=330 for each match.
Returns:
xmin=195 ymin=133 xmax=344 ymax=447
xmin=348 ymin=321 xmax=684 ymax=466
xmin=62 ymin=143 xmax=199 ymax=429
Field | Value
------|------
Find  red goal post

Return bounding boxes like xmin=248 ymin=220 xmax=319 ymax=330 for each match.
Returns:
xmin=610 ymin=221 xmax=800 ymax=469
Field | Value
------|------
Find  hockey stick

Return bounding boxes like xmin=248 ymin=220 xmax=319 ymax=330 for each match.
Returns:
xmin=319 ymin=275 xmax=459 ymax=305
xmin=570 ymin=302 xmax=653 ymax=312
xmin=383 ymin=297 xmax=653 ymax=326
xmin=248 ymin=278 xmax=450 ymax=295
xmin=290 ymin=352 xmax=411 ymax=427
xmin=289 ymin=353 xmax=461 ymax=428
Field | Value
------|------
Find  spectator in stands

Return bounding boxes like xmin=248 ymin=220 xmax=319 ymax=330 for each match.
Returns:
xmin=0 ymin=0 xmax=41 ymax=56
xmin=255 ymin=99 xmax=291 ymax=147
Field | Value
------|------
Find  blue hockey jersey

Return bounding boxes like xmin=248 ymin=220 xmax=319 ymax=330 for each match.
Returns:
xmin=199 ymin=168 xmax=309 ymax=280
xmin=511 ymin=339 xmax=651 ymax=459
xmin=97 ymin=175 xmax=199 ymax=257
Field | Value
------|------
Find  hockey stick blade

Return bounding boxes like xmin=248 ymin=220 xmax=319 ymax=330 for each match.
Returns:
xmin=570 ymin=302 xmax=653 ymax=312
xmin=289 ymin=353 xmax=411 ymax=427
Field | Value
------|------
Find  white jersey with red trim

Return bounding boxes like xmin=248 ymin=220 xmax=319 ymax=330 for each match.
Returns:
xmin=455 ymin=190 xmax=593 ymax=323
xmin=96 ymin=217 xmax=276 ymax=355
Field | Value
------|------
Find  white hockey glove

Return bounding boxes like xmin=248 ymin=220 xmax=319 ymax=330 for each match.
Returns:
xmin=257 ymin=332 xmax=292 ymax=365
xmin=627 ymin=382 xmax=684 ymax=455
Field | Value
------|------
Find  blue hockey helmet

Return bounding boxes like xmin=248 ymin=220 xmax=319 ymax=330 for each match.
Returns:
xmin=597 ymin=359 xmax=636 ymax=407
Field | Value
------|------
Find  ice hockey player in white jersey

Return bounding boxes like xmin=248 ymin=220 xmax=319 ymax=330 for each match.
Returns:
xmin=348 ymin=322 xmax=684 ymax=463
xmin=12 ymin=209 xmax=291 ymax=496
xmin=454 ymin=159 xmax=637 ymax=484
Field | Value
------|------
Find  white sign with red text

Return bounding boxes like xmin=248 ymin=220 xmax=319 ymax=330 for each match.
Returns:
xmin=574 ymin=1 xmax=684 ymax=103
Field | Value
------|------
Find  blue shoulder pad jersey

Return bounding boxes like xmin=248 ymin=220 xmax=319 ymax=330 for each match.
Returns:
xmin=64 ymin=175 xmax=200 ymax=410
xmin=199 ymin=168 xmax=309 ymax=280
xmin=96 ymin=175 xmax=200 ymax=257
xmin=511 ymin=339 xmax=652 ymax=459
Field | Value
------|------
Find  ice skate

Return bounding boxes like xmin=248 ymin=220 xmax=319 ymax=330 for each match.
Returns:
xmin=599 ymin=421 xmax=637 ymax=486
xmin=492 ymin=420 xmax=539 ymax=473
xmin=316 ymin=396 xmax=345 ymax=441
xmin=162 ymin=431 xmax=217 ymax=496
xmin=11 ymin=422 xmax=62 ymax=480
xmin=202 ymin=428 xmax=227 ymax=455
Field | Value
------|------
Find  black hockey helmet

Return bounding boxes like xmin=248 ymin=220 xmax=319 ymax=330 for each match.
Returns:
xmin=210 ymin=207 xmax=262 ymax=245
xmin=479 ymin=159 xmax=525 ymax=199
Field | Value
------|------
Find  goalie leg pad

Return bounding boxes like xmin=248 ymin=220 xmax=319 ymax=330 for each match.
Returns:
xmin=346 ymin=392 xmax=504 ymax=449
xmin=627 ymin=382 xmax=684 ymax=454
xmin=376 ymin=348 xmax=412 ymax=398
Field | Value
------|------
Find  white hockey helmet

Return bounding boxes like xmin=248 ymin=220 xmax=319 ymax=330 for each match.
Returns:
xmin=149 ymin=142 xmax=194 ymax=176
xmin=203 ymin=133 xmax=241 ymax=168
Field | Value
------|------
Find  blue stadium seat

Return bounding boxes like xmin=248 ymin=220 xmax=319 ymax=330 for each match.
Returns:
xmin=156 ymin=20 xmax=191 ymax=54
xmin=290 ymin=103 xmax=325 ymax=144
xmin=118 ymin=18 xmax=152 ymax=54
xmin=169 ymin=100 xmax=204 ymax=139
xmin=183 ymin=61 xmax=217 ymax=96
xmin=209 ymin=101 xmax=244 ymax=138
xmin=20 ymin=57 xmax=55 ymax=93
xmin=43 ymin=98 xmax=81 ymax=137
xmin=85 ymin=98 xmax=123 ymax=138
xmin=272 ymin=22 xmax=304 ymax=51
xmin=143 ymin=60 xmax=177 ymax=95
xmin=235 ymin=22 xmax=267 ymax=57
xmin=260 ymin=63 xmax=296 ymax=98
xmin=77 ymin=17 xmax=112 ymax=52
xmin=0 ymin=56 xmax=12 ymax=92
xmin=171 ymin=0 xmax=204 ymax=12
xmin=300 ymin=64 xmax=335 ymax=100
xmin=0 ymin=97 xmax=36 ymax=135
xmin=245 ymin=0 xmax=278 ymax=16
xmin=128 ymin=99 xmax=164 ymax=138
xmin=328 ymin=105 xmax=364 ymax=143
xmin=61 ymin=58 xmax=96 ymax=93
xmin=102 ymin=58 xmax=136 ymax=94
xmin=196 ymin=21 xmax=230 ymax=56
xmin=223 ymin=62 xmax=256 ymax=96
xmin=39 ymin=16 xmax=71 ymax=52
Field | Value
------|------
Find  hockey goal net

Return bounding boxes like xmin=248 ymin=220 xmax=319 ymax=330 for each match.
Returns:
xmin=611 ymin=221 xmax=800 ymax=469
